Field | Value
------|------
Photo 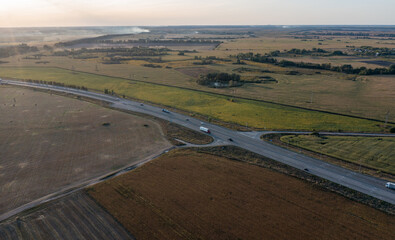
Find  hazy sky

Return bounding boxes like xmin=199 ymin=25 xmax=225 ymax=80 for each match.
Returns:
xmin=1 ymin=0 xmax=394 ymax=27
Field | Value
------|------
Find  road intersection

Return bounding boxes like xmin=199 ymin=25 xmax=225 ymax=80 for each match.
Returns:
xmin=3 ymin=79 xmax=394 ymax=206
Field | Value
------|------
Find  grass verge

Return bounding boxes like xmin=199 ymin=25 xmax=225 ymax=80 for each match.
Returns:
xmin=280 ymin=134 xmax=395 ymax=175
xmin=262 ymin=133 xmax=395 ymax=181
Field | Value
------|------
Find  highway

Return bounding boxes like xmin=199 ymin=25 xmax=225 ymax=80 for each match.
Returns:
xmin=2 ymin=79 xmax=395 ymax=205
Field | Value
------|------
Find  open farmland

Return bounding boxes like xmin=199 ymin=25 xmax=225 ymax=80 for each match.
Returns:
xmin=0 ymin=86 xmax=171 ymax=215
xmin=1 ymin=26 xmax=394 ymax=124
xmin=0 ymin=191 xmax=133 ymax=240
xmin=1 ymin=45 xmax=394 ymax=123
xmin=280 ymin=135 xmax=395 ymax=175
xmin=0 ymin=67 xmax=388 ymax=132
xmin=88 ymin=149 xmax=395 ymax=240
xmin=217 ymin=36 xmax=395 ymax=55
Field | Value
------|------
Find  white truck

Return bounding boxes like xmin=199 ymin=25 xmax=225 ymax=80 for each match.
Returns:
xmin=199 ymin=126 xmax=210 ymax=134
xmin=385 ymin=182 xmax=395 ymax=190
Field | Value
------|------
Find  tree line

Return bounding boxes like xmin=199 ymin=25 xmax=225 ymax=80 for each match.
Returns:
xmin=56 ymin=38 xmax=220 ymax=47
xmin=54 ymin=47 xmax=168 ymax=57
xmin=23 ymin=79 xmax=88 ymax=91
xmin=0 ymin=44 xmax=39 ymax=58
xmin=299 ymin=32 xmax=395 ymax=37
xmin=237 ymin=52 xmax=395 ymax=75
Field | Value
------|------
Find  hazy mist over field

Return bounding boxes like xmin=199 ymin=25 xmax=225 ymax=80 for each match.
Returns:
xmin=0 ymin=27 xmax=150 ymax=44
xmin=1 ymin=0 xmax=394 ymax=27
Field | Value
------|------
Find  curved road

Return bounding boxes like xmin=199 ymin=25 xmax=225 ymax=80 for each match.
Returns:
xmin=2 ymin=79 xmax=395 ymax=205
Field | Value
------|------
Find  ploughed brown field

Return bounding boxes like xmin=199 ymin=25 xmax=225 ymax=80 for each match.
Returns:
xmin=0 ymin=86 xmax=171 ymax=215
xmin=0 ymin=191 xmax=133 ymax=240
xmin=88 ymin=149 xmax=395 ymax=240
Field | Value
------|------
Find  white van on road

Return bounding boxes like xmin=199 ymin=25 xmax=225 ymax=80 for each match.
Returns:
xmin=385 ymin=182 xmax=395 ymax=190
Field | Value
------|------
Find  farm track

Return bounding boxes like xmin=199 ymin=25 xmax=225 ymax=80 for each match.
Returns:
xmin=0 ymin=191 xmax=134 ymax=240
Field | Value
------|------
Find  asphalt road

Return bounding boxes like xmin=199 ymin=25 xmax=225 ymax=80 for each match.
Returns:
xmin=2 ymin=79 xmax=395 ymax=205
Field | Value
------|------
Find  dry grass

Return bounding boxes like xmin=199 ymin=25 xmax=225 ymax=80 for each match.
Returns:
xmin=217 ymin=36 xmax=395 ymax=54
xmin=0 ymin=86 xmax=171 ymax=214
xmin=174 ymin=66 xmax=217 ymax=78
xmin=88 ymin=148 xmax=395 ymax=240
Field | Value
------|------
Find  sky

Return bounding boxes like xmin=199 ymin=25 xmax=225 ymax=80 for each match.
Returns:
xmin=0 ymin=0 xmax=394 ymax=27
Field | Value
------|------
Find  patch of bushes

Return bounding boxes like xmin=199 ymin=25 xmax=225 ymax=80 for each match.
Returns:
xmin=143 ymin=64 xmax=162 ymax=68
xmin=197 ymin=72 xmax=241 ymax=88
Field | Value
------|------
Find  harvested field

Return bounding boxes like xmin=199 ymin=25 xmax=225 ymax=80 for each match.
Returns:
xmin=88 ymin=149 xmax=395 ymax=240
xmin=0 ymin=86 xmax=171 ymax=215
xmin=0 ymin=191 xmax=133 ymax=240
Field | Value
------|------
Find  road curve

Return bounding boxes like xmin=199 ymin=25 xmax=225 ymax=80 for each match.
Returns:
xmin=2 ymin=79 xmax=395 ymax=205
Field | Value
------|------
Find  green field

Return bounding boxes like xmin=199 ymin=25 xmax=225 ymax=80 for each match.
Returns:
xmin=0 ymin=66 xmax=387 ymax=131
xmin=280 ymin=135 xmax=395 ymax=174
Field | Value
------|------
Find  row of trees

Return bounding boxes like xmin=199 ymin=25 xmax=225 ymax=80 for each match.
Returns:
xmin=0 ymin=44 xmax=39 ymax=58
xmin=24 ymin=79 xmax=88 ymax=90
xmin=302 ymin=32 xmax=371 ymax=37
xmin=267 ymin=48 xmax=347 ymax=57
xmin=56 ymin=38 xmax=221 ymax=47
xmin=54 ymin=47 xmax=169 ymax=57
xmin=237 ymin=52 xmax=395 ymax=75
xmin=268 ymin=48 xmax=329 ymax=56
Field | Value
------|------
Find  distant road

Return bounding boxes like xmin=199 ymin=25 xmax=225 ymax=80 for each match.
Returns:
xmin=3 ymin=79 xmax=395 ymax=205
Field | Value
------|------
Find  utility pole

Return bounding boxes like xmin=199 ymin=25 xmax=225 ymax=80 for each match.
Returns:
xmin=384 ymin=110 xmax=389 ymax=128
xmin=310 ymin=92 xmax=314 ymax=104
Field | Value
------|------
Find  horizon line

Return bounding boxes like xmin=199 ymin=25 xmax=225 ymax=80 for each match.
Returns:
xmin=1 ymin=24 xmax=395 ymax=29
